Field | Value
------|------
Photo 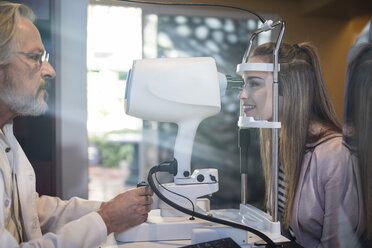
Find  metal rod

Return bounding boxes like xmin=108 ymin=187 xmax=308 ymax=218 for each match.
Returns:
xmin=242 ymin=20 xmax=284 ymax=63
xmin=271 ymin=83 xmax=279 ymax=222
xmin=242 ymin=33 xmax=257 ymax=63
xmin=271 ymin=21 xmax=285 ymax=222
xmin=241 ymin=173 xmax=248 ymax=204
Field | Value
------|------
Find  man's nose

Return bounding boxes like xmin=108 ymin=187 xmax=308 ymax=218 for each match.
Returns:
xmin=41 ymin=61 xmax=56 ymax=80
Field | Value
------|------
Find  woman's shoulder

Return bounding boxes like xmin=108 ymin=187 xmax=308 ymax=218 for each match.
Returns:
xmin=306 ymin=132 xmax=344 ymax=154
xmin=305 ymin=132 xmax=353 ymax=183
xmin=306 ymin=121 xmax=343 ymax=151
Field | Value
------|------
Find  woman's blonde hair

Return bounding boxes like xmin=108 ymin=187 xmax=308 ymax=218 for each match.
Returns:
xmin=344 ymin=43 xmax=372 ymax=237
xmin=0 ymin=1 xmax=35 ymax=66
xmin=250 ymin=42 xmax=341 ymax=228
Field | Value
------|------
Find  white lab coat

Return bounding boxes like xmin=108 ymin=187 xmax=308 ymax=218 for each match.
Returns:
xmin=0 ymin=122 xmax=107 ymax=247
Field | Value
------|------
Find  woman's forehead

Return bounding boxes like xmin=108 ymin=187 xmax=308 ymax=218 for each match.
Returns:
xmin=248 ymin=56 xmax=270 ymax=63
xmin=243 ymin=70 xmax=272 ymax=79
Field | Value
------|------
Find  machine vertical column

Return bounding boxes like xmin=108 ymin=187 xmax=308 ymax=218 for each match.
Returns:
xmin=239 ymin=128 xmax=251 ymax=204
xmin=271 ymin=83 xmax=279 ymax=222
xmin=271 ymin=21 xmax=285 ymax=222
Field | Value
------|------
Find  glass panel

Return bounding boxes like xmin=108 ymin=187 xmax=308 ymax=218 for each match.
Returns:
xmin=141 ymin=11 xmax=274 ymax=209
xmin=87 ymin=5 xmax=143 ymax=201
xmin=87 ymin=3 xmax=277 ymax=209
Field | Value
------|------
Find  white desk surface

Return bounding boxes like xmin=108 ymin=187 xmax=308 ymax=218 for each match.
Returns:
xmin=102 ymin=234 xmax=190 ymax=247
xmin=102 ymin=233 xmax=289 ymax=248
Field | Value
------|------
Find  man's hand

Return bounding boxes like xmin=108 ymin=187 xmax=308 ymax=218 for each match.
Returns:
xmin=97 ymin=186 xmax=153 ymax=234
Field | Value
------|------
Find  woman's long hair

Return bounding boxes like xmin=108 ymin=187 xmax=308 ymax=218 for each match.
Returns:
xmin=344 ymin=44 xmax=372 ymax=237
xmin=250 ymin=42 xmax=341 ymax=228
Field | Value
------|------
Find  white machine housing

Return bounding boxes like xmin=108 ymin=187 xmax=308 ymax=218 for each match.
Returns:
xmin=125 ymin=57 xmax=221 ymax=184
xmin=125 ymin=57 xmax=221 ymax=218
xmin=125 ymin=57 xmax=221 ymax=124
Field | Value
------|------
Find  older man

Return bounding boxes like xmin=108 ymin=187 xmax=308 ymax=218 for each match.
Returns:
xmin=0 ymin=2 xmax=152 ymax=247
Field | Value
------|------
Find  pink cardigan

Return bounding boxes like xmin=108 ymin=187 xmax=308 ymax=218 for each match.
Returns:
xmin=290 ymin=133 xmax=365 ymax=248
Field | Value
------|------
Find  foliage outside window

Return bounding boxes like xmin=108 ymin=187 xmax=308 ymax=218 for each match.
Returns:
xmin=89 ymin=133 xmax=135 ymax=167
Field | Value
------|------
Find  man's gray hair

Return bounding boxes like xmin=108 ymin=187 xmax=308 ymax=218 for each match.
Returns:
xmin=0 ymin=1 xmax=35 ymax=66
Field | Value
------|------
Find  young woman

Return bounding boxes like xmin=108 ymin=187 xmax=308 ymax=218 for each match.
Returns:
xmin=239 ymin=42 xmax=364 ymax=247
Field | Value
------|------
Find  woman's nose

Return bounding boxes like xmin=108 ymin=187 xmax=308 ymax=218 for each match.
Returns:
xmin=239 ymin=88 xmax=248 ymax=99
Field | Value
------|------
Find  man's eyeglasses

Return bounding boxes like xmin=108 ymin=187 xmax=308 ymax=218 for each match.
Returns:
xmin=16 ymin=50 xmax=49 ymax=66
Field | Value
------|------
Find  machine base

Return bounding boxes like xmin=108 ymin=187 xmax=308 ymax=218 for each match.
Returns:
xmin=114 ymin=209 xmax=214 ymax=242
xmin=115 ymin=205 xmax=281 ymax=246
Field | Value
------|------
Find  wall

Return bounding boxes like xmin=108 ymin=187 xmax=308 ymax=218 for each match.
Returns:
xmin=280 ymin=14 xmax=371 ymax=120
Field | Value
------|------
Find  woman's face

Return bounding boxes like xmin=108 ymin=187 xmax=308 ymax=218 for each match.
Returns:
xmin=238 ymin=57 xmax=274 ymax=120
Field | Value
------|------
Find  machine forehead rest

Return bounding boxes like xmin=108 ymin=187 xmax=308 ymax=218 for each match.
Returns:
xmin=236 ymin=62 xmax=280 ymax=75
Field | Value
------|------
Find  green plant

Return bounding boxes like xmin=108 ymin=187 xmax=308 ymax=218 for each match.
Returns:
xmin=89 ymin=134 xmax=134 ymax=167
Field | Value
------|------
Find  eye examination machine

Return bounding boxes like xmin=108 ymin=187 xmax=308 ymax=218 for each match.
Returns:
xmin=114 ymin=1 xmax=288 ymax=247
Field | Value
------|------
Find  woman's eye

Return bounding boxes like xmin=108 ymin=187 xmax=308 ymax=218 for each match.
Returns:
xmin=243 ymin=77 xmax=264 ymax=89
xmin=249 ymin=80 xmax=261 ymax=87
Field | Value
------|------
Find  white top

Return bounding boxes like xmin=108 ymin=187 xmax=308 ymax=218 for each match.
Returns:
xmin=0 ymin=122 xmax=107 ymax=247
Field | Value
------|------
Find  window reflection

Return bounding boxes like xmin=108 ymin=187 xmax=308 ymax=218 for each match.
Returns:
xmin=343 ymin=42 xmax=372 ymax=242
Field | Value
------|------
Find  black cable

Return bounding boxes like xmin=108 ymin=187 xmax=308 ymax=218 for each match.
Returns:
xmin=154 ymin=171 xmax=196 ymax=218
xmin=115 ymin=0 xmax=267 ymax=23
xmin=147 ymin=165 xmax=277 ymax=248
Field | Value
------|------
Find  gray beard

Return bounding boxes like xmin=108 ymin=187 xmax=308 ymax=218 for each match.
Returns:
xmin=0 ymin=69 xmax=49 ymax=116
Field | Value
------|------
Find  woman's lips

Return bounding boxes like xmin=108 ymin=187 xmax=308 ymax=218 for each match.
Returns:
xmin=243 ymin=104 xmax=255 ymax=114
